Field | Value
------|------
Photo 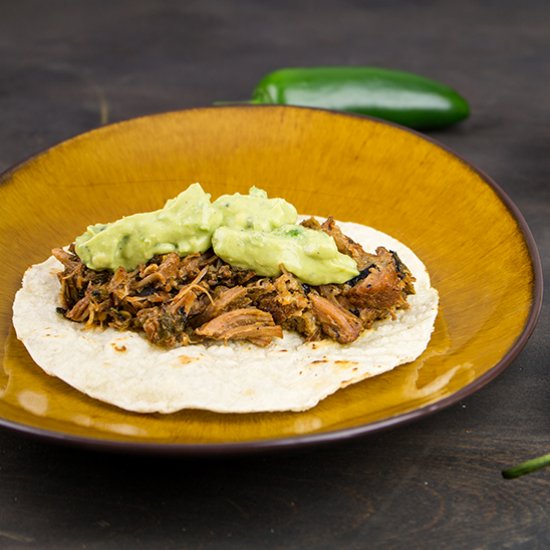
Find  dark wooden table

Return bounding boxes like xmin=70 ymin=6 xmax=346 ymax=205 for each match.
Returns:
xmin=1 ymin=1 xmax=549 ymax=548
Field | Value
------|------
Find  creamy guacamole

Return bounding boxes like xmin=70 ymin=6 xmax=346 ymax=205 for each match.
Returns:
xmin=212 ymin=224 xmax=359 ymax=285
xmin=75 ymin=184 xmax=222 ymax=271
xmin=74 ymin=183 xmax=359 ymax=284
xmin=213 ymin=186 xmax=297 ymax=231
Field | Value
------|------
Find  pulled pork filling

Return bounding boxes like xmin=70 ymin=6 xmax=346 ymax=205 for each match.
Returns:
xmin=52 ymin=217 xmax=415 ymax=348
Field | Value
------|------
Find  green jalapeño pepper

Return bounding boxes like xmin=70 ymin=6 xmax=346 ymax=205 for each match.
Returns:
xmin=249 ymin=67 xmax=470 ymax=130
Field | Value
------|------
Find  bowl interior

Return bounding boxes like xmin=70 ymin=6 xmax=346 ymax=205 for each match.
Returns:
xmin=0 ymin=106 xmax=538 ymax=449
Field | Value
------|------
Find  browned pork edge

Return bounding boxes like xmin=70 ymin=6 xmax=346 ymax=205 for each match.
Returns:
xmin=52 ymin=218 xmax=415 ymax=348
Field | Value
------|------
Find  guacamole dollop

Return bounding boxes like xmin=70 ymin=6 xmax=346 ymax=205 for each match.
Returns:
xmin=75 ymin=183 xmax=222 ymax=271
xmin=74 ymin=183 xmax=359 ymax=284
xmin=212 ymin=224 xmax=359 ymax=285
xmin=213 ymin=186 xmax=297 ymax=231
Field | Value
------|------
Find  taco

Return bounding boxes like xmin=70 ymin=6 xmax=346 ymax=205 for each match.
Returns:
xmin=12 ymin=185 xmax=438 ymax=413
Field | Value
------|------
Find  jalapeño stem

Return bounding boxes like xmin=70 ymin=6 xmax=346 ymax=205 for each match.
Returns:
xmin=502 ymin=452 xmax=550 ymax=479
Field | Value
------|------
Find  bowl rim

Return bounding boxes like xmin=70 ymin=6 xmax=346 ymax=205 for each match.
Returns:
xmin=0 ymin=105 xmax=543 ymax=455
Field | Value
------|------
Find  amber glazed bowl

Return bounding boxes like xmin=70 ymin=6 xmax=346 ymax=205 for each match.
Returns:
xmin=0 ymin=106 xmax=542 ymax=454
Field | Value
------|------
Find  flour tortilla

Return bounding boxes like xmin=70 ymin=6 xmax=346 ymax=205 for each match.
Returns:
xmin=12 ymin=221 xmax=439 ymax=413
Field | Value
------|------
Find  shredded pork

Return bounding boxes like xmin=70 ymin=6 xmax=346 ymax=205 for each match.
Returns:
xmin=52 ymin=218 xmax=415 ymax=348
